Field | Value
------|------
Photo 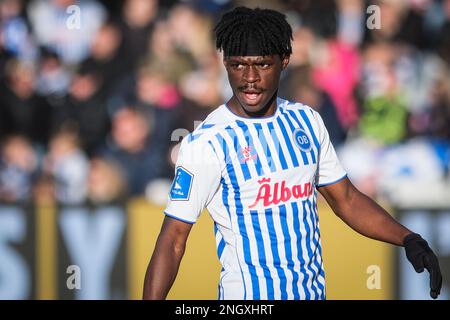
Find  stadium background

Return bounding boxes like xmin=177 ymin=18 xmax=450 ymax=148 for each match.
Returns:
xmin=0 ymin=0 xmax=449 ymax=299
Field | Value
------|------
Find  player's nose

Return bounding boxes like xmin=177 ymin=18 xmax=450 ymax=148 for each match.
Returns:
xmin=242 ymin=66 xmax=260 ymax=83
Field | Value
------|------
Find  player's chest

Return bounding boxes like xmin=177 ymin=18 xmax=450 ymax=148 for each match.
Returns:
xmin=217 ymin=123 xmax=319 ymax=182
xmin=221 ymin=161 xmax=318 ymax=211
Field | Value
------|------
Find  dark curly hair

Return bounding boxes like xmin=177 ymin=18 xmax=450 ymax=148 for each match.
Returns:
xmin=214 ymin=7 xmax=293 ymax=57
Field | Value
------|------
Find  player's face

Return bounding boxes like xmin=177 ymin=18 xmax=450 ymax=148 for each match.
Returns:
xmin=224 ymin=54 xmax=290 ymax=118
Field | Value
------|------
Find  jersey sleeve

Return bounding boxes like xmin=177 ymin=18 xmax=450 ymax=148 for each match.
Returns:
xmin=314 ymin=111 xmax=347 ymax=187
xmin=164 ymin=136 xmax=221 ymax=224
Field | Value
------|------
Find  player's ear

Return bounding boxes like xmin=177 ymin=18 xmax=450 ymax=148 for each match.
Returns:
xmin=280 ymin=54 xmax=290 ymax=70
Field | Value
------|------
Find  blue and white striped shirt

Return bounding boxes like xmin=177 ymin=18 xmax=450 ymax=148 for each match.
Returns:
xmin=165 ymin=98 xmax=347 ymax=300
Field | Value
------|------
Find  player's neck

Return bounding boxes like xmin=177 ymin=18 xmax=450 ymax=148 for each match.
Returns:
xmin=227 ymin=92 xmax=278 ymax=119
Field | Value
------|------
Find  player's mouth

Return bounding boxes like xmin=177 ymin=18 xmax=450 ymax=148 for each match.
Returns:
xmin=241 ymin=89 xmax=263 ymax=105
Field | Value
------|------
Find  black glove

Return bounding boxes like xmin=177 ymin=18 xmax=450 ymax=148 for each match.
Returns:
xmin=403 ymin=233 xmax=442 ymax=299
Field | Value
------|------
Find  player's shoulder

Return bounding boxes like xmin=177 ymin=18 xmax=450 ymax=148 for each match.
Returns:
xmin=278 ymin=97 xmax=320 ymax=120
xmin=183 ymin=104 xmax=233 ymax=146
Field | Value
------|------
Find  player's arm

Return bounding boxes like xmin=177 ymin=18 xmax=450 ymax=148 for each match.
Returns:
xmin=318 ymin=177 xmax=411 ymax=245
xmin=142 ymin=216 xmax=193 ymax=300
xmin=319 ymin=177 xmax=442 ymax=298
xmin=142 ymin=135 xmax=220 ymax=299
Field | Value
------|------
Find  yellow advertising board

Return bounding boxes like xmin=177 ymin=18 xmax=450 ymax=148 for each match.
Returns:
xmin=127 ymin=198 xmax=393 ymax=300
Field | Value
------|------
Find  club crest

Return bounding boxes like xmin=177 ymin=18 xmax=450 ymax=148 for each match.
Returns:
xmin=293 ymin=128 xmax=312 ymax=152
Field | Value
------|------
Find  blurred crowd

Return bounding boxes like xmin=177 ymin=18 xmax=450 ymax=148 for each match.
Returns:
xmin=0 ymin=0 xmax=449 ymax=207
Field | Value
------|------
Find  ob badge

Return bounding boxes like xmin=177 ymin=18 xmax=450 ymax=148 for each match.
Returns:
xmin=170 ymin=166 xmax=193 ymax=201
xmin=293 ymin=128 xmax=312 ymax=152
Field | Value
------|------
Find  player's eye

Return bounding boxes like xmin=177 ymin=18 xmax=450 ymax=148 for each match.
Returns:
xmin=231 ymin=63 xmax=244 ymax=70
xmin=258 ymin=63 xmax=270 ymax=69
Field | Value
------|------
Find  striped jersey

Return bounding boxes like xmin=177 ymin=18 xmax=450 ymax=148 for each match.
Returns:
xmin=165 ymin=97 xmax=347 ymax=300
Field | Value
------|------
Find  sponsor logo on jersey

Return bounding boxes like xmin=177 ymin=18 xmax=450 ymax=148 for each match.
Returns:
xmin=249 ymin=178 xmax=313 ymax=208
xmin=169 ymin=166 xmax=193 ymax=201
xmin=240 ymin=146 xmax=257 ymax=163
xmin=293 ymin=128 xmax=312 ymax=152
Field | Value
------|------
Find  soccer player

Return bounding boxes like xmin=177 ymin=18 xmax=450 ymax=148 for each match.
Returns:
xmin=142 ymin=7 xmax=442 ymax=300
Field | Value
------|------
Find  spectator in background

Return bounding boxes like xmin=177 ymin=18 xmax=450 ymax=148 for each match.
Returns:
xmin=44 ymin=129 xmax=89 ymax=205
xmin=167 ymin=4 xmax=216 ymax=66
xmin=286 ymin=0 xmax=338 ymax=39
xmin=53 ymin=63 xmax=110 ymax=156
xmin=100 ymin=107 xmax=170 ymax=196
xmin=311 ymin=29 xmax=360 ymax=130
xmin=119 ymin=0 xmax=159 ymax=71
xmin=0 ymin=59 xmax=53 ymax=147
xmin=280 ymin=24 xmax=347 ymax=147
xmin=27 ymin=0 xmax=106 ymax=66
xmin=413 ymin=65 xmax=450 ymax=176
xmin=437 ymin=0 xmax=450 ymax=65
xmin=338 ymin=42 xmax=410 ymax=196
xmin=139 ymin=8 xmax=224 ymax=154
xmin=144 ymin=19 xmax=194 ymax=85
xmin=171 ymin=4 xmax=224 ymax=131
xmin=358 ymin=42 xmax=409 ymax=145
xmin=79 ymin=20 xmax=126 ymax=94
xmin=135 ymin=63 xmax=181 ymax=165
xmin=176 ymin=59 xmax=223 ymax=132
xmin=0 ymin=135 xmax=38 ymax=203
xmin=105 ymin=0 xmax=162 ymax=114
xmin=35 ymin=48 xmax=71 ymax=98
xmin=362 ymin=0 xmax=408 ymax=45
xmin=427 ymin=70 xmax=450 ymax=142
xmin=283 ymin=0 xmax=360 ymax=131
xmin=395 ymin=0 xmax=431 ymax=50
xmin=0 ymin=0 xmax=37 ymax=62
xmin=286 ymin=25 xmax=315 ymax=68
xmin=87 ymin=157 xmax=126 ymax=205
xmin=0 ymin=36 xmax=14 ymax=83
xmin=136 ymin=63 xmax=181 ymax=115
xmin=363 ymin=0 xmax=436 ymax=50
xmin=408 ymin=60 xmax=450 ymax=141
xmin=280 ymin=65 xmax=347 ymax=147
xmin=336 ymin=0 xmax=364 ymax=47
xmin=375 ymin=68 xmax=450 ymax=206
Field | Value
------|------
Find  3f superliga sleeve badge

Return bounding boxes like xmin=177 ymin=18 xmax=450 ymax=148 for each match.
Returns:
xmin=169 ymin=166 xmax=194 ymax=201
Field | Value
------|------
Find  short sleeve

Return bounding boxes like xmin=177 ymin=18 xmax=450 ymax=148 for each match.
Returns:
xmin=314 ymin=111 xmax=347 ymax=187
xmin=164 ymin=136 xmax=221 ymax=224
